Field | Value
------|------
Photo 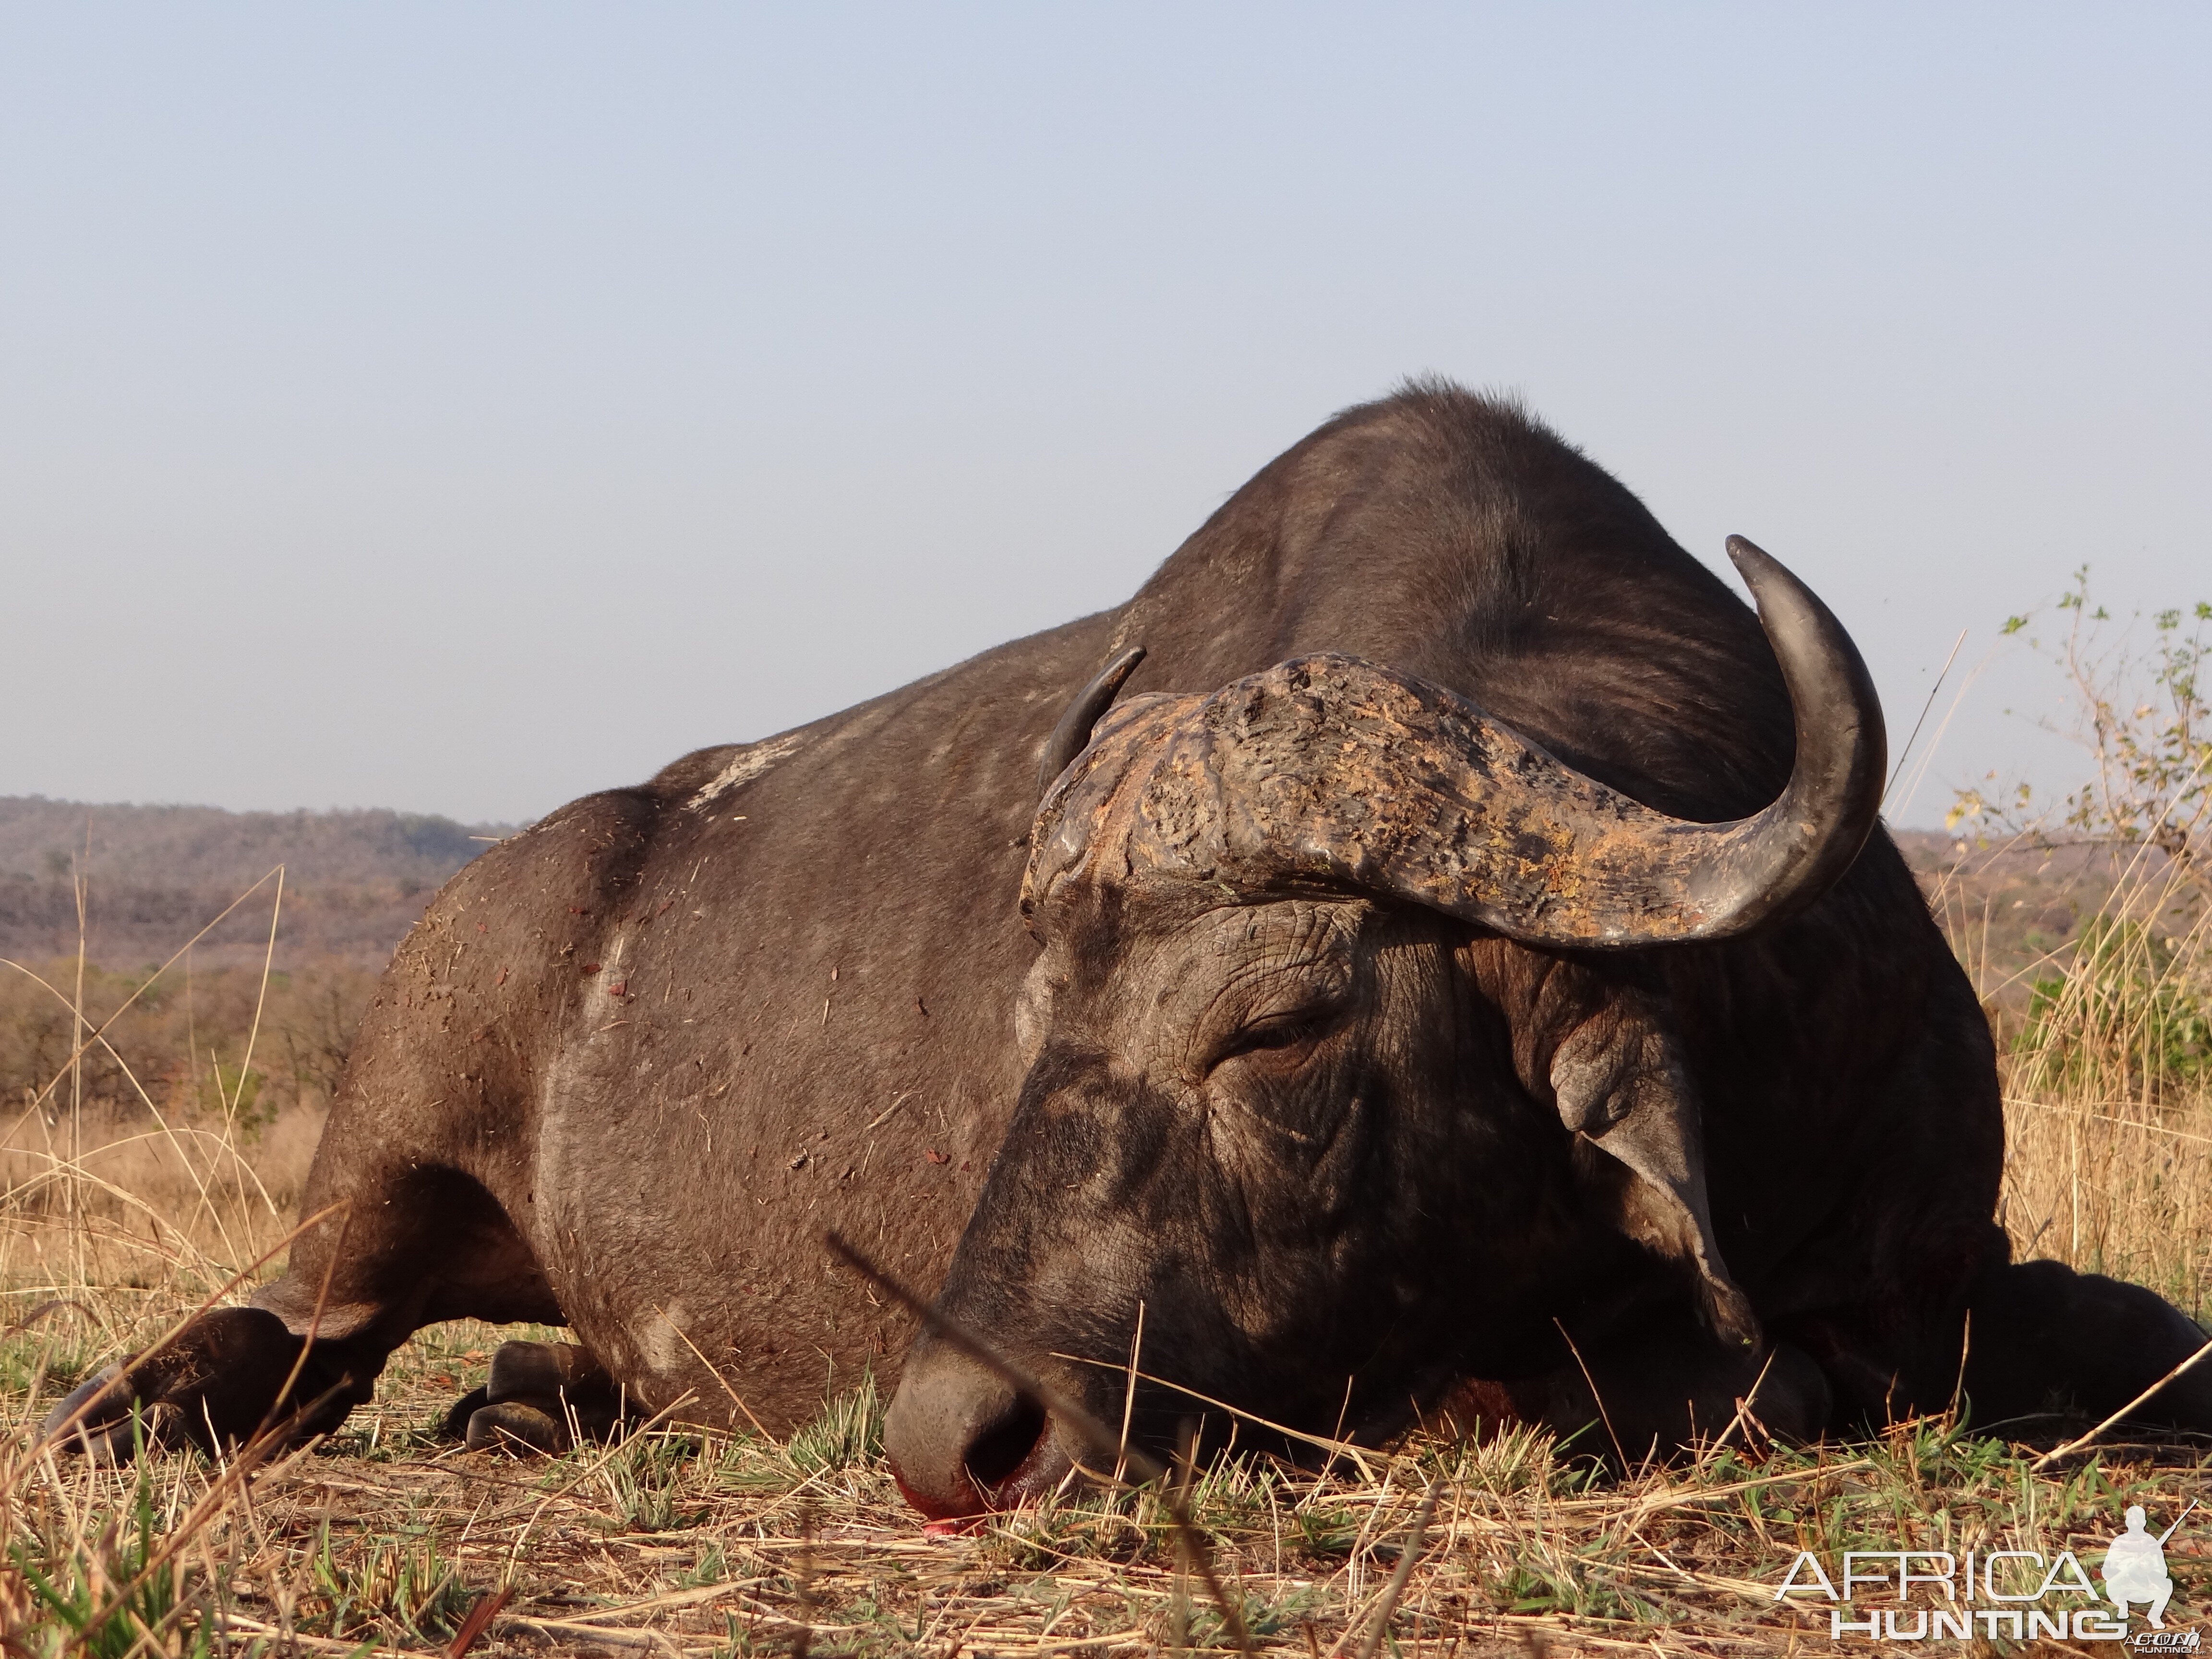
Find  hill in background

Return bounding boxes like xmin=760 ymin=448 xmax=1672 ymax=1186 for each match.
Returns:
xmin=0 ymin=796 xmax=520 ymax=970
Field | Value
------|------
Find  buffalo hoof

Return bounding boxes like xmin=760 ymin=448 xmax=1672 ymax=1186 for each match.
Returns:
xmin=441 ymin=1383 xmax=493 ymax=1441
xmin=40 ymin=1394 xmax=190 ymax=1466
xmin=42 ymin=1306 xmax=361 ymax=1461
xmin=446 ymin=1339 xmax=624 ymax=1455
xmin=488 ymin=1338 xmax=607 ymax=1403
xmin=465 ymin=1397 xmax=571 ymax=1455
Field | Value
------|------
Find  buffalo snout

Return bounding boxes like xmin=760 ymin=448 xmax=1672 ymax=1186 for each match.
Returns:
xmin=882 ymin=1342 xmax=1081 ymax=1520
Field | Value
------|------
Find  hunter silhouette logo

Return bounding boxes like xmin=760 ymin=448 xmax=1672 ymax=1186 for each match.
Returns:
xmin=1772 ymin=1497 xmax=2196 ymax=1643
xmin=2104 ymin=1503 xmax=2188 ymax=1629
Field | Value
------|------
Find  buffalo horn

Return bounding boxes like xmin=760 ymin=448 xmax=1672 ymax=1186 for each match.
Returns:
xmin=1696 ymin=534 xmax=1888 ymax=935
xmin=1027 ymin=543 xmax=1884 ymax=946
xmin=1035 ymin=647 xmax=1147 ymax=800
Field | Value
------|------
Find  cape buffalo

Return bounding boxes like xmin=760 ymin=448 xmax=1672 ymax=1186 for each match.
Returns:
xmin=50 ymin=382 xmax=2212 ymax=1510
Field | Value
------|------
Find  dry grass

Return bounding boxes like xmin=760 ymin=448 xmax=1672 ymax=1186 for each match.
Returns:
xmin=13 ymin=1343 xmax=2212 ymax=1658
xmin=1929 ymin=838 xmax=2212 ymax=1319
xmin=3 ymin=834 xmax=2211 ymax=1656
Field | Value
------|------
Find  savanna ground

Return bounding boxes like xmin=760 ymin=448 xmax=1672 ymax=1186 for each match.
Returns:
xmin=3 ymin=587 xmax=2209 ymax=1656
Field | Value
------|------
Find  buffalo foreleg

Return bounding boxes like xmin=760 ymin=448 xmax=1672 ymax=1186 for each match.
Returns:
xmin=45 ymin=1163 xmax=559 ymax=1460
xmin=40 ymin=1306 xmax=374 ymax=1463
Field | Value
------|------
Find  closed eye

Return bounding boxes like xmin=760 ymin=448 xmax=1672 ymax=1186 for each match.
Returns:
xmin=1206 ymin=1008 xmax=1335 ymax=1071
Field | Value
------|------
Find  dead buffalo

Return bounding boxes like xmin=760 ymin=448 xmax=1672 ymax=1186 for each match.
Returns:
xmin=50 ymin=383 xmax=2212 ymax=1506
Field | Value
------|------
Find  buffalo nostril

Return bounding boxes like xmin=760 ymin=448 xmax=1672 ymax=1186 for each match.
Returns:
xmin=962 ymin=1394 xmax=1048 ymax=1491
xmin=884 ymin=1346 xmax=1078 ymax=1518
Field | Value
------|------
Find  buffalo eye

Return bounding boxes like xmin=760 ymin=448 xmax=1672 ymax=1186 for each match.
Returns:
xmin=1204 ymin=1007 xmax=1335 ymax=1074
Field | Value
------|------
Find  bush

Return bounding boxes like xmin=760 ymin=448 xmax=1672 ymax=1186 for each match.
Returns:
xmin=2018 ymin=914 xmax=2212 ymax=1102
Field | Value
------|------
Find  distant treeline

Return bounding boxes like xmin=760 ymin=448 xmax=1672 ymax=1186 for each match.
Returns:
xmin=0 ymin=796 xmax=519 ymax=970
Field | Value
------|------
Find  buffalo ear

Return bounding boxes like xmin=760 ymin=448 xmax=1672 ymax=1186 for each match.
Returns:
xmin=1549 ymin=997 xmax=1760 ymax=1350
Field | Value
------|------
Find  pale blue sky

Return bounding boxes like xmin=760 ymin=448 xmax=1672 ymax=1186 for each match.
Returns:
xmin=4 ymin=5 xmax=2206 ymax=824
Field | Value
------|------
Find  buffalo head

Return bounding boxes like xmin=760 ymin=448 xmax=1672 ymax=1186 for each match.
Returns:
xmin=882 ymin=539 xmax=1884 ymax=1517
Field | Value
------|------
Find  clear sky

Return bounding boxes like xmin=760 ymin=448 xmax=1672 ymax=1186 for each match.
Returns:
xmin=4 ymin=5 xmax=2206 ymax=826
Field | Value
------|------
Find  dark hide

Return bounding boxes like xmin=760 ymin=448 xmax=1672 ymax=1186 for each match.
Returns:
xmin=47 ymin=383 xmax=2212 ymax=1494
